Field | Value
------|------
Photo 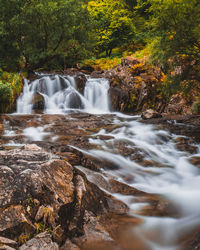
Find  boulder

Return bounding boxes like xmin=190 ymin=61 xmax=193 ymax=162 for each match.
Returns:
xmin=141 ymin=109 xmax=162 ymax=119
xmin=74 ymin=73 xmax=87 ymax=94
xmin=109 ymin=87 xmax=129 ymax=111
xmin=32 ymin=92 xmax=45 ymax=110
xmin=0 ymin=145 xmax=74 ymax=239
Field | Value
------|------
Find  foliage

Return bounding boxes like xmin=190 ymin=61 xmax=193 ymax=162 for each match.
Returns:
xmin=0 ymin=0 xmax=93 ymax=70
xmin=0 ymin=70 xmax=23 ymax=113
xmin=87 ymin=0 xmax=141 ymax=56
xmin=191 ymin=96 xmax=200 ymax=114
xmin=83 ymin=57 xmax=121 ymax=70
xmin=147 ymin=0 xmax=200 ymax=69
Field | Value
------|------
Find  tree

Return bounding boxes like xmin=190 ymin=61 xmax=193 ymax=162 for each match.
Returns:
xmin=88 ymin=0 xmax=136 ymax=57
xmin=0 ymin=0 xmax=93 ymax=70
xmin=147 ymin=0 xmax=200 ymax=68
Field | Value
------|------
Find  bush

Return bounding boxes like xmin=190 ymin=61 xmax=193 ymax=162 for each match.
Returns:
xmin=0 ymin=70 xmax=23 ymax=113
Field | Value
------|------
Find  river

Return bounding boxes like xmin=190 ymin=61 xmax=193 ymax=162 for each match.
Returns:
xmin=1 ymin=74 xmax=200 ymax=249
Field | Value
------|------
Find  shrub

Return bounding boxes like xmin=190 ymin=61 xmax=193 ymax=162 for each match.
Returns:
xmin=0 ymin=70 xmax=23 ymax=113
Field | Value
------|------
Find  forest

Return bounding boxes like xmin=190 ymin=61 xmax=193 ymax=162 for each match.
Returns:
xmin=0 ymin=0 xmax=200 ymax=113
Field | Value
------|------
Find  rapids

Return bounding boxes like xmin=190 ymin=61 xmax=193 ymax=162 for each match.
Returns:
xmin=9 ymin=74 xmax=200 ymax=249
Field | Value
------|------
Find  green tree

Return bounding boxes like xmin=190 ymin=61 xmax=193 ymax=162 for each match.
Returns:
xmin=88 ymin=0 xmax=136 ymax=57
xmin=0 ymin=0 xmax=93 ymax=70
xmin=147 ymin=0 xmax=200 ymax=68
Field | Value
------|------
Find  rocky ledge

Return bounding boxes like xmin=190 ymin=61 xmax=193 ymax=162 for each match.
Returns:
xmin=0 ymin=144 xmax=142 ymax=249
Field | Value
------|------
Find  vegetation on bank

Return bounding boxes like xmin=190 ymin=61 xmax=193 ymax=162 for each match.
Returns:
xmin=0 ymin=0 xmax=200 ymax=113
xmin=0 ymin=70 xmax=23 ymax=113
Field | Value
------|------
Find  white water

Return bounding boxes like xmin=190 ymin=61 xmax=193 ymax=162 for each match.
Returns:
xmin=17 ymin=75 xmax=110 ymax=114
xmin=74 ymin=116 xmax=200 ymax=250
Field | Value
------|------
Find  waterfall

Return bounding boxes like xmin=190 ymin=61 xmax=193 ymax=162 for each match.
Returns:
xmin=16 ymin=75 xmax=110 ymax=114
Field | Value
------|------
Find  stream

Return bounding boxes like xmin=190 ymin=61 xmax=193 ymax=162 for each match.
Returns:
xmin=1 ymin=74 xmax=200 ymax=249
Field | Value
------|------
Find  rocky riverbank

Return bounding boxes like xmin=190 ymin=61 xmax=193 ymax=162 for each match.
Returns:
xmin=0 ymin=113 xmax=200 ymax=249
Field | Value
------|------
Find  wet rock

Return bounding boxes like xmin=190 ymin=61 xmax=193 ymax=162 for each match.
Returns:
xmin=141 ymin=109 xmax=162 ymax=119
xmin=109 ymin=87 xmax=129 ymax=111
xmin=32 ymin=92 xmax=45 ymax=110
xmin=0 ymin=148 xmax=74 ymax=210
xmin=189 ymin=156 xmax=200 ymax=167
xmin=0 ymin=245 xmax=16 ymax=250
xmin=174 ymin=137 xmax=198 ymax=154
xmin=75 ymin=73 xmax=87 ymax=94
xmin=19 ymin=232 xmax=59 ymax=250
xmin=63 ymin=89 xmax=84 ymax=109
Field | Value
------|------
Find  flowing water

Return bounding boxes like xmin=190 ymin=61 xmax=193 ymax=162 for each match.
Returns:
xmin=11 ymin=74 xmax=200 ymax=249
xmin=17 ymin=75 xmax=110 ymax=114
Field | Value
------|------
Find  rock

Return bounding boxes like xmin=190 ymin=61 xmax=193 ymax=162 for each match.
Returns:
xmin=63 ymin=89 xmax=84 ymax=109
xmin=0 ymin=237 xmax=17 ymax=248
xmin=0 ymin=205 xmax=35 ymax=239
xmin=32 ymin=92 xmax=45 ymax=110
xmin=0 ymin=149 xmax=74 ymax=210
xmin=164 ymin=94 xmax=191 ymax=115
xmin=52 ymin=225 xmax=64 ymax=245
xmin=109 ymin=87 xmax=129 ymax=111
xmin=0 ymin=147 xmax=74 ymax=240
xmin=74 ymin=74 xmax=87 ymax=94
xmin=19 ymin=232 xmax=59 ymax=250
xmin=0 ymin=245 xmax=16 ymax=250
xmin=73 ymin=211 xmax=114 ymax=248
xmin=189 ymin=156 xmax=200 ymax=167
xmin=60 ymin=239 xmax=80 ymax=250
xmin=141 ymin=109 xmax=162 ymax=119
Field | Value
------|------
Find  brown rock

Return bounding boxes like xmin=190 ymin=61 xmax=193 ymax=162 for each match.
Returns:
xmin=60 ymin=239 xmax=80 ymax=250
xmin=141 ymin=109 xmax=162 ymax=119
xmin=0 ymin=237 xmax=17 ymax=247
xmin=74 ymin=74 xmax=87 ymax=94
xmin=0 ymin=205 xmax=35 ymax=238
xmin=32 ymin=92 xmax=45 ymax=110
xmin=19 ymin=232 xmax=59 ymax=250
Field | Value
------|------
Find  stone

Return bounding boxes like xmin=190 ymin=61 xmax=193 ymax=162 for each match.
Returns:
xmin=0 ymin=205 xmax=35 ymax=238
xmin=141 ymin=109 xmax=162 ymax=119
xmin=74 ymin=73 xmax=87 ymax=94
xmin=60 ymin=239 xmax=80 ymax=250
xmin=19 ymin=232 xmax=59 ymax=250
xmin=0 ymin=148 xmax=74 ymax=210
xmin=73 ymin=211 xmax=114 ymax=248
xmin=0 ymin=237 xmax=17 ymax=247
xmin=32 ymin=92 xmax=45 ymax=110
xmin=52 ymin=225 xmax=64 ymax=245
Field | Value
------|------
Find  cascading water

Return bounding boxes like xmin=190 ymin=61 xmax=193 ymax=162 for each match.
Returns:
xmin=73 ymin=115 xmax=200 ymax=250
xmin=13 ymin=73 xmax=200 ymax=249
xmin=16 ymin=75 xmax=110 ymax=114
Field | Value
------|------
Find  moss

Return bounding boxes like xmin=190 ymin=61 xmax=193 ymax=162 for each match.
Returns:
xmin=82 ymin=57 xmax=121 ymax=70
